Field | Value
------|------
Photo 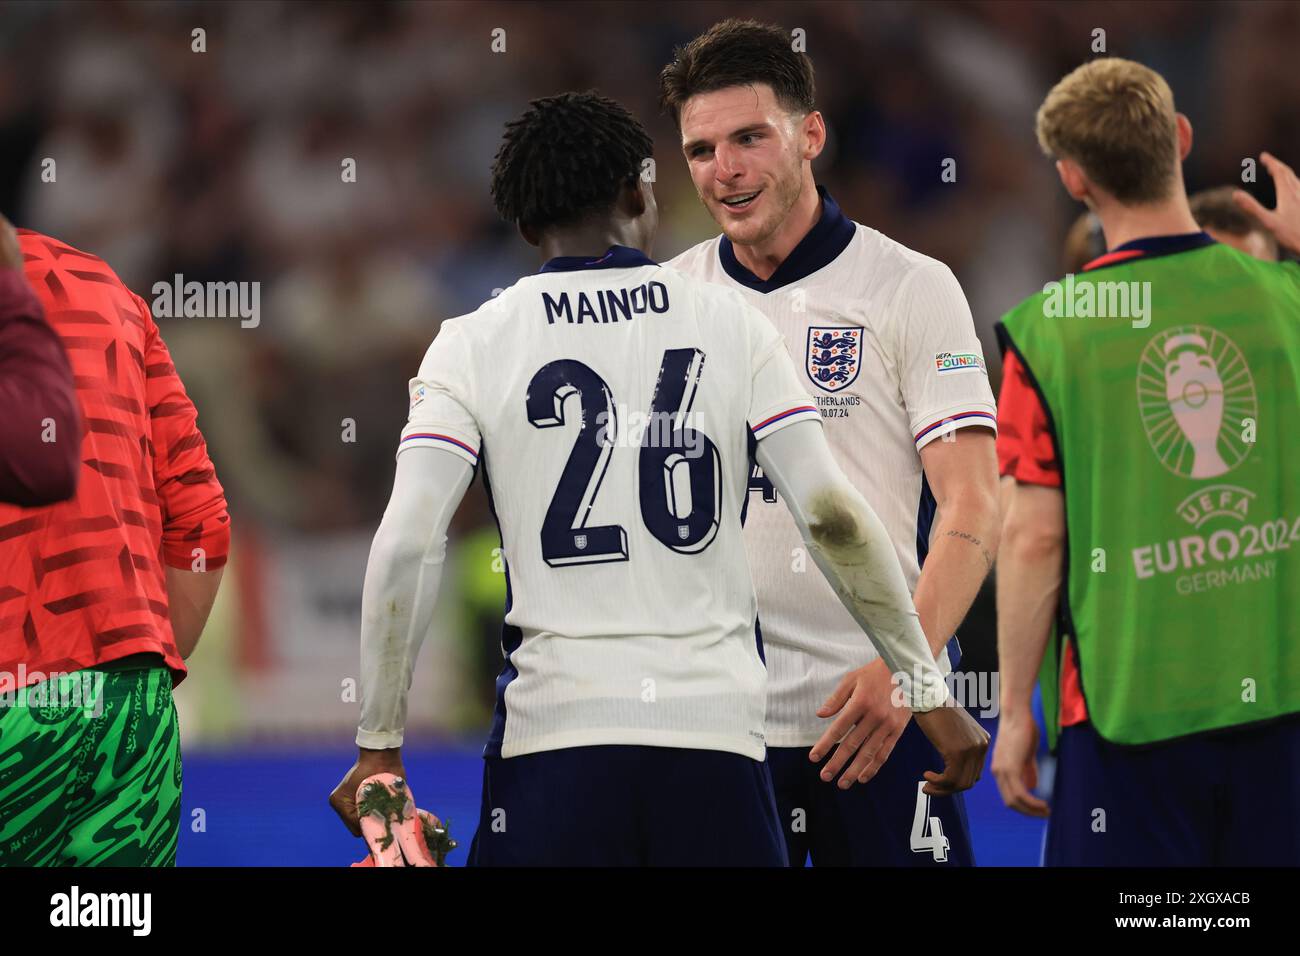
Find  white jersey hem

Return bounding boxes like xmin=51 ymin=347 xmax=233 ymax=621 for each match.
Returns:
xmin=762 ymin=729 xmax=828 ymax=749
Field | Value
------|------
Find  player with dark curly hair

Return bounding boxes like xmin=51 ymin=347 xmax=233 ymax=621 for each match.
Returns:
xmin=489 ymin=91 xmax=654 ymax=237
xmin=330 ymin=90 xmax=985 ymax=866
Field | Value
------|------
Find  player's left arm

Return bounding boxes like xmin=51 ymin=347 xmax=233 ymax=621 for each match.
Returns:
xmin=329 ymin=445 xmax=474 ymax=836
xmin=330 ymin=320 xmax=481 ymax=837
xmin=898 ymin=262 xmax=1001 ymax=656
xmin=912 ymin=427 xmax=1000 ymax=657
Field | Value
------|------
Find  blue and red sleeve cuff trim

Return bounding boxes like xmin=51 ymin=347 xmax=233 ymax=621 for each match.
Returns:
xmin=914 ymin=410 xmax=997 ymax=444
xmin=751 ymin=404 xmax=821 ymax=437
xmin=400 ymin=432 xmax=479 ymax=462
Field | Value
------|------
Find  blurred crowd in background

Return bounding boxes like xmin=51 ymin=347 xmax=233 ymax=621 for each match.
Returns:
xmin=1 ymin=0 xmax=1295 ymax=743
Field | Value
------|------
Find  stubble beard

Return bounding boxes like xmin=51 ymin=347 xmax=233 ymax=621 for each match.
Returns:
xmin=711 ymin=163 xmax=804 ymax=250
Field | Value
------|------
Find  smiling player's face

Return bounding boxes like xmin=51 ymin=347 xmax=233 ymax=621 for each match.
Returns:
xmin=679 ymin=84 xmax=809 ymax=248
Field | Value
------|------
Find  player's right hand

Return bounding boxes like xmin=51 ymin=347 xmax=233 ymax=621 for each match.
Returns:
xmin=810 ymin=658 xmax=912 ymax=789
xmin=1233 ymin=152 xmax=1300 ymax=256
xmin=329 ymin=747 xmax=408 ymax=837
xmin=912 ymin=701 xmax=989 ymax=795
xmin=0 ymin=215 xmax=23 ymax=271
xmin=990 ymin=708 xmax=1050 ymax=817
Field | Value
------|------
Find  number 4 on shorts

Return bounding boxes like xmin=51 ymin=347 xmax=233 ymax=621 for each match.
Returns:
xmin=910 ymin=780 xmax=950 ymax=862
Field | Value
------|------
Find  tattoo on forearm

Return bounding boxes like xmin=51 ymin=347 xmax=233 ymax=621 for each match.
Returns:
xmin=946 ymin=529 xmax=993 ymax=571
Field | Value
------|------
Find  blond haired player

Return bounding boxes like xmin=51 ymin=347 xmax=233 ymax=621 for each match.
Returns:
xmin=993 ymin=57 xmax=1300 ymax=865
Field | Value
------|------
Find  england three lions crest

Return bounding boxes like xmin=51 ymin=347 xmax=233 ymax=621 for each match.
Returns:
xmin=806 ymin=326 xmax=863 ymax=392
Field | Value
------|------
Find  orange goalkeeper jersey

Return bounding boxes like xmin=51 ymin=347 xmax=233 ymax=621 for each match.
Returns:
xmin=0 ymin=229 xmax=230 ymax=690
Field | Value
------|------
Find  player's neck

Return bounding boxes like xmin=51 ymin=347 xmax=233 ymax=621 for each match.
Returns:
xmin=1096 ymin=194 xmax=1202 ymax=253
xmin=730 ymin=176 xmax=823 ymax=281
xmin=538 ymin=226 xmax=646 ymax=264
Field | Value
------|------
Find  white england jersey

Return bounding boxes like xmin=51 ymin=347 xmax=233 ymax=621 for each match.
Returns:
xmin=666 ymin=188 xmax=997 ymax=747
xmin=402 ymin=246 xmax=820 ymax=760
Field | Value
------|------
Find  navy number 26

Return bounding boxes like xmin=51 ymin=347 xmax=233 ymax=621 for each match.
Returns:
xmin=525 ymin=348 xmax=721 ymax=567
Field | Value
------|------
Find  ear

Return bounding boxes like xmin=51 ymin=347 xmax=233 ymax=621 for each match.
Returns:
xmin=1175 ymin=113 xmax=1193 ymax=161
xmin=518 ymin=222 xmax=540 ymax=247
xmin=801 ymin=110 xmax=827 ymax=162
xmin=1056 ymin=158 xmax=1091 ymax=204
xmin=620 ymin=174 xmax=648 ymax=218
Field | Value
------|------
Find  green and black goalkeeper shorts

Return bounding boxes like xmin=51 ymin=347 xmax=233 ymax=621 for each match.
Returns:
xmin=0 ymin=656 xmax=182 ymax=866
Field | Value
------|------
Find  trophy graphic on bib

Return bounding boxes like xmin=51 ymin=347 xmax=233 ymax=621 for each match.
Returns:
xmin=1163 ymin=332 xmax=1229 ymax=479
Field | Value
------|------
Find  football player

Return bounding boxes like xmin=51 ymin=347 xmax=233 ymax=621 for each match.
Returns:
xmin=660 ymin=20 xmax=1000 ymax=866
xmin=330 ymin=91 xmax=987 ymax=865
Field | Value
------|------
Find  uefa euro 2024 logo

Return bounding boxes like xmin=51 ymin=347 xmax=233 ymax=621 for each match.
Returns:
xmin=1137 ymin=326 xmax=1257 ymax=479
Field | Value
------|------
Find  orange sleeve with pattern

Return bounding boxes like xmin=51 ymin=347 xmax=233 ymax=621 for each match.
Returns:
xmin=136 ymin=292 xmax=231 ymax=569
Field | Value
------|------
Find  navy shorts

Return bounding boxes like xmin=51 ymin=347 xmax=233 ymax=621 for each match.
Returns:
xmin=467 ymin=745 xmax=787 ymax=866
xmin=767 ymin=716 xmax=975 ymax=867
xmin=1046 ymin=717 xmax=1300 ymax=866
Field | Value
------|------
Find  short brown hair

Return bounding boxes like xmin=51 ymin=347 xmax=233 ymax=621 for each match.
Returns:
xmin=1035 ymin=58 xmax=1178 ymax=203
xmin=1189 ymin=186 xmax=1265 ymax=237
xmin=658 ymin=18 xmax=815 ymax=129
